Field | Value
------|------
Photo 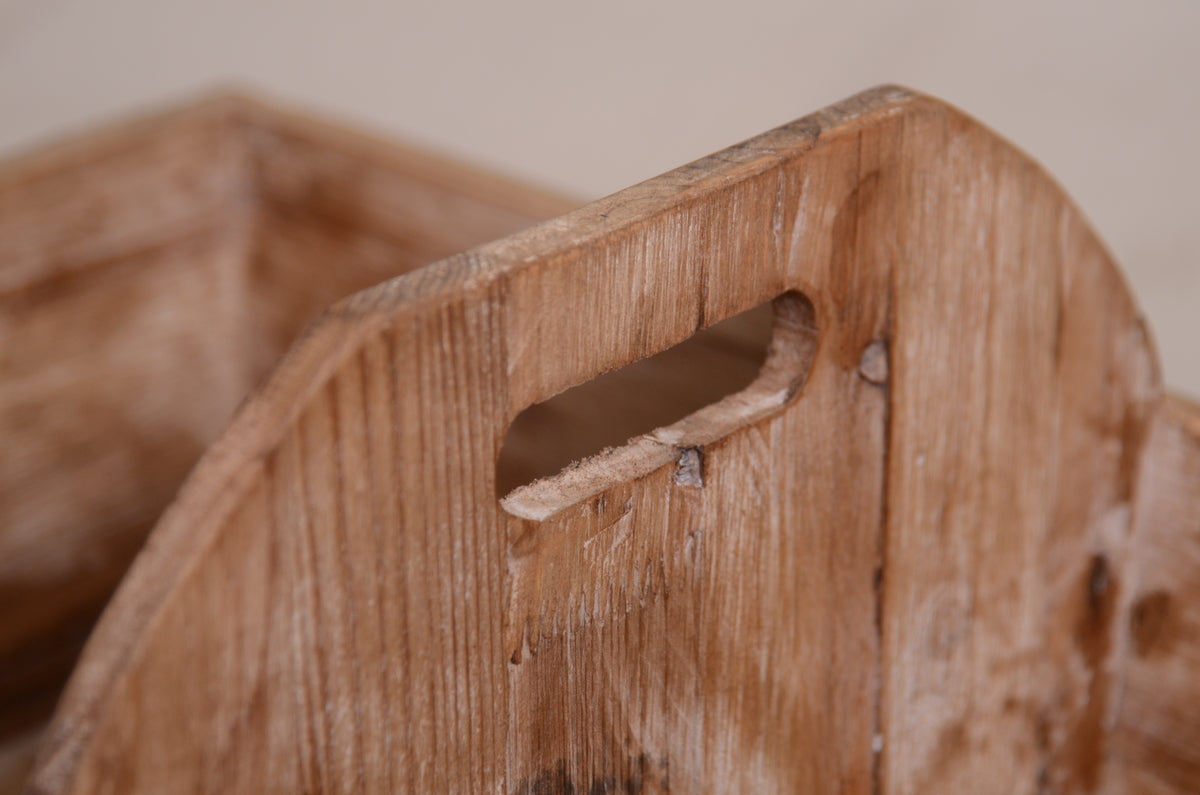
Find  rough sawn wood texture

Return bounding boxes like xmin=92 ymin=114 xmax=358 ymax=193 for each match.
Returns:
xmin=0 ymin=94 xmax=573 ymax=790
xmin=13 ymin=86 xmax=1200 ymax=792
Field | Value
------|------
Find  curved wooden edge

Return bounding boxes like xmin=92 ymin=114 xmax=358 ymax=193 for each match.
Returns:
xmin=27 ymin=85 xmax=1191 ymax=792
xmin=0 ymin=91 xmax=242 ymax=189
xmin=1109 ymin=393 xmax=1200 ymax=792
xmin=28 ymin=85 xmax=911 ymax=786
xmin=0 ymin=90 xmax=576 ymax=791
xmin=0 ymin=89 xmax=575 ymax=218
xmin=0 ymin=89 xmax=577 ymax=294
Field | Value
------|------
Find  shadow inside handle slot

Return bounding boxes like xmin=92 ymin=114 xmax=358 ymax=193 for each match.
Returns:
xmin=496 ymin=292 xmax=818 ymax=506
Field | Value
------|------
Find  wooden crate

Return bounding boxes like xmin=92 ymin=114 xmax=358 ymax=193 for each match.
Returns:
xmin=2 ymin=86 xmax=1198 ymax=793
xmin=0 ymin=95 xmax=572 ymax=789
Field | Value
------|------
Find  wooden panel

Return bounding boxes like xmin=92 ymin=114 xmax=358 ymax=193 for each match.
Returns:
xmin=0 ymin=104 xmax=253 ymax=706
xmin=0 ymin=98 xmax=249 ymax=294
xmin=243 ymin=101 xmax=575 ymax=377
xmin=0 ymin=94 xmax=572 ymax=787
xmin=22 ymin=86 xmax=1191 ymax=794
xmin=59 ymin=285 xmax=512 ymax=793
xmin=1105 ymin=396 xmax=1200 ymax=793
xmin=501 ymin=111 xmax=889 ymax=791
xmin=0 ymin=225 xmax=252 ymax=742
xmin=878 ymin=102 xmax=1160 ymax=794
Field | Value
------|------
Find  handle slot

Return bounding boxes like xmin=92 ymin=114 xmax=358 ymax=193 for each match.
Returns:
xmin=498 ymin=291 xmax=818 ymax=520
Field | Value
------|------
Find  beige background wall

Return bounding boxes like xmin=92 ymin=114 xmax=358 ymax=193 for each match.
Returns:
xmin=1 ymin=0 xmax=1196 ymax=394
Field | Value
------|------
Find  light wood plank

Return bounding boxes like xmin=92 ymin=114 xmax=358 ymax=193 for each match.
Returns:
xmin=0 ymin=93 xmax=572 ymax=788
xmin=16 ymin=86 xmax=1196 ymax=794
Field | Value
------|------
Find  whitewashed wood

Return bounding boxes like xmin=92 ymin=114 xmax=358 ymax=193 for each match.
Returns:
xmin=13 ymin=86 xmax=1198 ymax=793
xmin=0 ymin=93 xmax=573 ymax=789
xmin=1103 ymin=395 xmax=1200 ymax=793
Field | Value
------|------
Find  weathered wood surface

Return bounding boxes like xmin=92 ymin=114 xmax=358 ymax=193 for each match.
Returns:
xmin=0 ymin=94 xmax=573 ymax=789
xmin=11 ymin=86 xmax=1200 ymax=792
xmin=1107 ymin=395 xmax=1200 ymax=793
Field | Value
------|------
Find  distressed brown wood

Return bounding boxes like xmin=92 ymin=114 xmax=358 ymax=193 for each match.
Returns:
xmin=0 ymin=94 xmax=573 ymax=787
xmin=1106 ymin=395 xmax=1200 ymax=793
xmin=4 ymin=86 xmax=1197 ymax=792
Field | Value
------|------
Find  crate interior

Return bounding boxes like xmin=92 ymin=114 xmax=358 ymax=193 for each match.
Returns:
xmin=0 ymin=96 xmax=571 ymax=782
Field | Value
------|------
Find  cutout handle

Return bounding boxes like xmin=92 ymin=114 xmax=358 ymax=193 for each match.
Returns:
xmin=498 ymin=291 xmax=818 ymax=520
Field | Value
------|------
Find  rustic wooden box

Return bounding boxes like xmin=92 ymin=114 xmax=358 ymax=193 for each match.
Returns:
xmin=1 ymin=87 xmax=1197 ymax=793
xmin=0 ymin=95 xmax=571 ymax=788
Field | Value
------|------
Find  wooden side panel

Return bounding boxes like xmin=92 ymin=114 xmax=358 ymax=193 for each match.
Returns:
xmin=1039 ymin=202 xmax=1160 ymax=793
xmin=879 ymin=104 xmax=1159 ymax=794
xmin=0 ymin=102 xmax=257 ymax=754
xmin=1106 ymin=396 xmax=1200 ymax=793
xmin=25 ymin=87 xmax=1184 ymax=794
xmin=504 ymin=124 xmax=890 ymax=792
xmin=49 ymin=284 xmax=512 ymax=794
xmin=0 ymin=102 xmax=247 ymax=293
xmin=506 ymin=373 xmax=888 ymax=792
xmin=0 ymin=92 xmax=572 ymax=778
xmin=243 ymin=112 xmax=575 ymax=378
xmin=0 ymin=224 xmax=253 ymax=730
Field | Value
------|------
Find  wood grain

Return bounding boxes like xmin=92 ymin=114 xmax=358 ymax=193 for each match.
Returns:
xmin=0 ymin=93 xmax=572 ymax=782
xmin=1105 ymin=395 xmax=1200 ymax=793
xmin=11 ymin=86 xmax=1199 ymax=792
